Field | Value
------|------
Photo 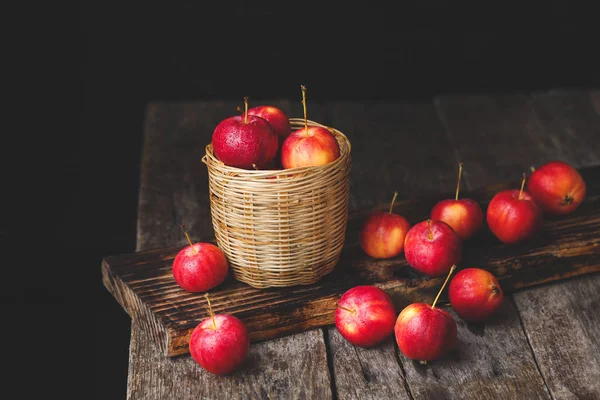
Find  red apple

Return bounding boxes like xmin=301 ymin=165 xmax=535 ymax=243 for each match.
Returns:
xmin=430 ymin=163 xmax=484 ymax=240
xmin=527 ymin=160 xmax=587 ymax=216
xmin=189 ymin=294 xmax=250 ymax=375
xmin=487 ymin=174 xmax=542 ymax=244
xmin=335 ymin=285 xmax=397 ymax=347
xmin=448 ymin=268 xmax=504 ymax=322
xmin=403 ymin=219 xmax=462 ymax=277
xmin=212 ymin=97 xmax=278 ymax=169
xmin=247 ymin=105 xmax=292 ymax=140
xmin=172 ymin=225 xmax=229 ymax=292
xmin=281 ymin=86 xmax=340 ymax=168
xmin=360 ymin=191 xmax=411 ymax=259
xmin=395 ymin=265 xmax=458 ymax=363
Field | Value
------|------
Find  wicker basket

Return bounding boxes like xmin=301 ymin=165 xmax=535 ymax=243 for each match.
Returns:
xmin=202 ymin=118 xmax=352 ymax=288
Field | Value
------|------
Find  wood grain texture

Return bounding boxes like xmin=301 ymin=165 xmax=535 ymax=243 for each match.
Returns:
xmin=436 ymin=89 xmax=600 ymax=400
xmin=326 ymin=330 xmax=411 ymax=400
xmin=128 ymin=99 xmax=334 ymax=400
xmin=103 ymin=168 xmax=600 ymax=357
xmin=128 ymin=323 xmax=332 ymax=400
xmin=590 ymin=90 xmax=600 ymax=116
xmin=513 ymin=275 xmax=600 ymax=400
xmin=401 ymin=301 xmax=550 ymax=399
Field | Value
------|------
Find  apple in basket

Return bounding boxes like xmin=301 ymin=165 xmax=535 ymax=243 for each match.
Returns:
xmin=189 ymin=294 xmax=250 ymax=375
xmin=211 ymin=97 xmax=278 ymax=169
xmin=247 ymin=105 xmax=292 ymax=140
xmin=281 ymin=85 xmax=340 ymax=169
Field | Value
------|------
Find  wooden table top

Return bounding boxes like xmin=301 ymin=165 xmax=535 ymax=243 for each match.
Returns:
xmin=125 ymin=89 xmax=600 ymax=399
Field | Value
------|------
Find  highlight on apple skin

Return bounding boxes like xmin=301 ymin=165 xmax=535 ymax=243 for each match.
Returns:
xmin=448 ymin=267 xmax=504 ymax=322
xmin=335 ymin=285 xmax=397 ymax=348
xmin=487 ymin=174 xmax=542 ymax=244
xmin=527 ymin=160 xmax=587 ymax=216
xmin=403 ymin=219 xmax=462 ymax=277
xmin=189 ymin=295 xmax=250 ymax=376
xmin=360 ymin=191 xmax=411 ymax=259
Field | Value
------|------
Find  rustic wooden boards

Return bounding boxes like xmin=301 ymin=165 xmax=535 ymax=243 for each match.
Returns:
xmin=119 ymin=89 xmax=600 ymax=400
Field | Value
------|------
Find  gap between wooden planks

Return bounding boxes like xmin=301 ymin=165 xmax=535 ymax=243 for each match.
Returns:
xmin=102 ymin=165 xmax=600 ymax=357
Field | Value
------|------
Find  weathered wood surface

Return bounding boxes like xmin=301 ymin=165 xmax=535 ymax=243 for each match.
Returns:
xmin=120 ymin=89 xmax=600 ymax=400
xmin=435 ymin=90 xmax=600 ymax=399
xmin=103 ymin=165 xmax=600 ymax=357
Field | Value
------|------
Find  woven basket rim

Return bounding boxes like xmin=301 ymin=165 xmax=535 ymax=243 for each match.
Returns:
xmin=202 ymin=118 xmax=351 ymax=174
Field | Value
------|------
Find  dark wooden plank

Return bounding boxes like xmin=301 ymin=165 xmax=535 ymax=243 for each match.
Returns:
xmin=127 ymin=99 xmax=333 ymax=400
xmin=103 ymin=167 xmax=600 ymax=357
xmin=513 ymin=275 xmax=600 ymax=400
xmin=531 ymin=89 xmax=600 ymax=167
xmin=436 ymin=90 xmax=600 ymax=400
xmin=590 ymin=90 xmax=600 ymax=116
xmin=322 ymin=101 xmax=460 ymax=400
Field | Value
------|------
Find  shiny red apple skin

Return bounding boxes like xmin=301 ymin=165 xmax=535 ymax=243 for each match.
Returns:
xmin=281 ymin=126 xmax=340 ymax=169
xmin=360 ymin=210 xmax=411 ymax=259
xmin=449 ymin=268 xmax=504 ymax=322
xmin=395 ymin=303 xmax=457 ymax=362
xmin=189 ymin=314 xmax=250 ymax=375
xmin=486 ymin=189 xmax=542 ymax=244
xmin=335 ymin=286 xmax=397 ymax=347
xmin=403 ymin=220 xmax=462 ymax=277
xmin=247 ymin=105 xmax=292 ymax=140
xmin=172 ymin=243 xmax=229 ymax=292
xmin=527 ymin=160 xmax=587 ymax=216
xmin=211 ymin=114 xmax=278 ymax=169
xmin=430 ymin=198 xmax=484 ymax=240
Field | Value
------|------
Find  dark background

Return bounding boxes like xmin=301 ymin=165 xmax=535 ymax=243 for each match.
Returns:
xmin=15 ymin=1 xmax=599 ymax=398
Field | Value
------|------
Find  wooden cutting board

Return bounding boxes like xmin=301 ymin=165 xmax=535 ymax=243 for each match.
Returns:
xmin=102 ymin=165 xmax=600 ymax=358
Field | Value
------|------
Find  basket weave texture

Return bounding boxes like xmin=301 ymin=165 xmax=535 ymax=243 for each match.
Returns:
xmin=202 ymin=118 xmax=352 ymax=288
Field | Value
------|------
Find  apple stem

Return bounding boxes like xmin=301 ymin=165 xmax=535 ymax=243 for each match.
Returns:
xmin=389 ymin=191 xmax=399 ymax=214
xmin=204 ymin=293 xmax=217 ymax=330
xmin=431 ymin=265 xmax=456 ymax=310
xmin=518 ymin=173 xmax=526 ymax=200
xmin=301 ymin=85 xmax=308 ymax=136
xmin=180 ymin=224 xmax=198 ymax=254
xmin=244 ymin=96 xmax=249 ymax=124
xmin=427 ymin=219 xmax=433 ymax=240
xmin=455 ymin=162 xmax=464 ymax=201
xmin=420 ymin=360 xmax=428 ymax=365
xmin=337 ymin=305 xmax=356 ymax=315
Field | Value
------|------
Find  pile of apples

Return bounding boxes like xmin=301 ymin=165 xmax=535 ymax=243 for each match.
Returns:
xmin=211 ymin=86 xmax=340 ymax=171
xmin=168 ymin=154 xmax=586 ymax=373
xmin=346 ymin=160 xmax=587 ymax=363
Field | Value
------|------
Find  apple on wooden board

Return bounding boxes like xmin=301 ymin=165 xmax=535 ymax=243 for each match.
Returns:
xmin=172 ymin=225 xmax=229 ymax=292
xmin=403 ymin=219 xmax=462 ymax=277
xmin=448 ymin=268 xmax=504 ymax=322
xmin=360 ymin=191 xmax=411 ymax=259
xmin=527 ymin=160 xmax=587 ymax=216
xmin=247 ymin=105 xmax=292 ymax=140
xmin=189 ymin=294 xmax=250 ymax=376
xmin=281 ymin=86 xmax=340 ymax=169
xmin=335 ymin=285 xmax=397 ymax=347
xmin=430 ymin=162 xmax=484 ymax=240
xmin=395 ymin=265 xmax=458 ymax=363
xmin=487 ymin=173 xmax=543 ymax=244
xmin=211 ymin=97 xmax=278 ymax=169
